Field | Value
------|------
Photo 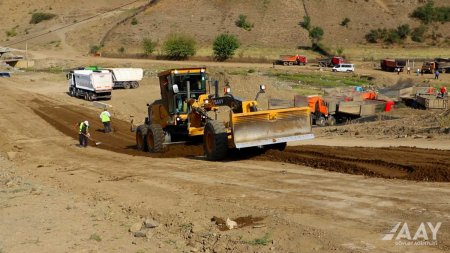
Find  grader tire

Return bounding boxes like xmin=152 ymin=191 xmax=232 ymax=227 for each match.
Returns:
xmin=147 ymin=124 xmax=165 ymax=152
xmin=204 ymin=120 xmax=228 ymax=161
xmin=136 ymin=125 xmax=148 ymax=151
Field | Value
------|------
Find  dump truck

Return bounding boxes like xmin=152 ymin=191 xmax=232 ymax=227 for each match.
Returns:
xmin=82 ymin=66 xmax=143 ymax=89
xmin=380 ymin=59 xmax=406 ymax=72
xmin=106 ymin=68 xmax=143 ymax=89
xmin=67 ymin=70 xmax=113 ymax=101
xmin=306 ymin=96 xmax=336 ymax=126
xmin=435 ymin=58 xmax=450 ymax=73
xmin=134 ymin=68 xmax=314 ymax=160
xmin=274 ymin=55 xmax=307 ymax=66
xmin=421 ymin=61 xmax=436 ymax=74
xmin=318 ymin=56 xmax=344 ymax=67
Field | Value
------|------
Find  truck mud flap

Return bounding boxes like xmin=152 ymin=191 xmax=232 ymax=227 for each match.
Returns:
xmin=231 ymin=107 xmax=313 ymax=149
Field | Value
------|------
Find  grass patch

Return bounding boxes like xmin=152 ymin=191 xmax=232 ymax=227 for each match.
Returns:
xmin=89 ymin=233 xmax=102 ymax=242
xmin=245 ymin=233 xmax=271 ymax=246
xmin=291 ymin=85 xmax=324 ymax=96
xmin=267 ymin=72 xmax=371 ymax=87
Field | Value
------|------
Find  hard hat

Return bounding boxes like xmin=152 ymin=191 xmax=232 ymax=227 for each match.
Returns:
xmin=84 ymin=120 xmax=89 ymax=126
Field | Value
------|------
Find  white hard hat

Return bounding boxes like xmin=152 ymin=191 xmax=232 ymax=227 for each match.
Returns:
xmin=84 ymin=120 xmax=89 ymax=126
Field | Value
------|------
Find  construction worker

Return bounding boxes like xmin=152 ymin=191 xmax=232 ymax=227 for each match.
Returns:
xmin=440 ymin=86 xmax=447 ymax=98
xmin=435 ymin=69 xmax=440 ymax=80
xmin=79 ymin=121 xmax=90 ymax=147
xmin=100 ymin=108 xmax=112 ymax=133
xmin=407 ymin=66 xmax=411 ymax=74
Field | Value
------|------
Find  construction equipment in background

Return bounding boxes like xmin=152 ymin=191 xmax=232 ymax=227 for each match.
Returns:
xmin=318 ymin=56 xmax=344 ymax=67
xmin=83 ymin=66 xmax=143 ymax=89
xmin=67 ymin=69 xmax=113 ymax=101
xmin=134 ymin=67 xmax=313 ymax=160
xmin=296 ymin=89 xmax=390 ymax=126
xmin=421 ymin=61 xmax=436 ymax=74
xmin=401 ymin=87 xmax=449 ymax=110
xmin=273 ymin=55 xmax=307 ymax=66
xmin=380 ymin=58 xmax=406 ymax=72
xmin=435 ymin=58 xmax=450 ymax=73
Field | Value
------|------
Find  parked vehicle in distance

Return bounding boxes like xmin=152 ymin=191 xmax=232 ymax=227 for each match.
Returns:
xmin=332 ymin=64 xmax=354 ymax=72
xmin=318 ymin=56 xmax=344 ymax=67
xmin=106 ymin=68 xmax=143 ymax=89
xmin=380 ymin=59 xmax=406 ymax=72
xmin=67 ymin=69 xmax=113 ymax=101
xmin=273 ymin=54 xmax=308 ymax=66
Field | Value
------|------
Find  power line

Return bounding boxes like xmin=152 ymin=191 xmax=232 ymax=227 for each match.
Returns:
xmin=3 ymin=0 xmax=142 ymax=47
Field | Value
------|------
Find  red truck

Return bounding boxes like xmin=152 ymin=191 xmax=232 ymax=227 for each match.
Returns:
xmin=318 ymin=56 xmax=345 ymax=67
xmin=274 ymin=54 xmax=307 ymax=66
xmin=380 ymin=59 xmax=406 ymax=72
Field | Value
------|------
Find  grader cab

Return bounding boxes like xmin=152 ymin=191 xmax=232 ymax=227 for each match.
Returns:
xmin=135 ymin=67 xmax=314 ymax=160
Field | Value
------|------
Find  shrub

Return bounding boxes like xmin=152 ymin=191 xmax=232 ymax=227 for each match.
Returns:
xmin=411 ymin=25 xmax=428 ymax=42
xmin=118 ymin=47 xmax=125 ymax=54
xmin=5 ymin=29 xmax=17 ymax=37
xmin=89 ymin=45 xmax=101 ymax=54
xmin=299 ymin=15 xmax=311 ymax=30
xmin=131 ymin=17 xmax=138 ymax=25
xmin=340 ymin=17 xmax=350 ymax=27
xmin=309 ymin=26 xmax=324 ymax=43
xmin=385 ymin=29 xmax=401 ymax=44
xmin=235 ymin=14 xmax=254 ymax=31
xmin=213 ymin=33 xmax=240 ymax=61
xmin=365 ymin=28 xmax=388 ymax=43
xmin=142 ymin=38 xmax=157 ymax=55
xmin=30 ymin=12 xmax=56 ymax=24
xmin=162 ymin=34 xmax=196 ymax=59
xmin=396 ymin=24 xmax=411 ymax=39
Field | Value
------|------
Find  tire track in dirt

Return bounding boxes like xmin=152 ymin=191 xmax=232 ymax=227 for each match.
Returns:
xmin=31 ymin=97 xmax=450 ymax=182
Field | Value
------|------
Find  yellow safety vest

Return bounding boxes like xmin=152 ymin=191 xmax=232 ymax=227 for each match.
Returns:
xmin=79 ymin=122 xmax=88 ymax=134
xmin=100 ymin=111 xmax=110 ymax=122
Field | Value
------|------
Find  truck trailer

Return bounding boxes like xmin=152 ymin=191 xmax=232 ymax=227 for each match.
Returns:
xmin=106 ymin=68 xmax=143 ymax=89
xmin=67 ymin=70 xmax=113 ymax=101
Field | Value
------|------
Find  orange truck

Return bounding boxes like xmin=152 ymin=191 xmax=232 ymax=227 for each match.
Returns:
xmin=307 ymin=95 xmax=336 ymax=126
xmin=274 ymin=54 xmax=307 ymax=66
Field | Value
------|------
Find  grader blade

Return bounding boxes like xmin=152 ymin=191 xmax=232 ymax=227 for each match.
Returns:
xmin=231 ymin=107 xmax=313 ymax=149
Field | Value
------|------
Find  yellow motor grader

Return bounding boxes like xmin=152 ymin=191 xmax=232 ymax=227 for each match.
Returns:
xmin=135 ymin=67 xmax=313 ymax=160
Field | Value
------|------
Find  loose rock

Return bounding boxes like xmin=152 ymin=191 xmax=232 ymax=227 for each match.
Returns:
xmin=129 ymin=222 xmax=143 ymax=233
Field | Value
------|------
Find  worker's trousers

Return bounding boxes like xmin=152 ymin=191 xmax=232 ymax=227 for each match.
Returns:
xmin=103 ymin=121 xmax=112 ymax=133
xmin=79 ymin=134 xmax=88 ymax=147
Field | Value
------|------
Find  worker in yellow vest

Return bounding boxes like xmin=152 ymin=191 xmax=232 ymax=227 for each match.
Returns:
xmin=100 ymin=108 xmax=112 ymax=133
xmin=78 ymin=121 xmax=90 ymax=147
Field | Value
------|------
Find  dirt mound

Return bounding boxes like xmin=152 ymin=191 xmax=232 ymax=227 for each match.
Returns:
xmin=256 ymin=145 xmax=450 ymax=182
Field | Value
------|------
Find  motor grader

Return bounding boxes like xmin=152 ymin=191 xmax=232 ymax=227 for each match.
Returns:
xmin=135 ymin=67 xmax=314 ymax=160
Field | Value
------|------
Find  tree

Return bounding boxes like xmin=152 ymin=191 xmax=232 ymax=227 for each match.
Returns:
xmin=300 ymin=15 xmax=311 ymax=30
xmin=213 ymin=33 xmax=240 ymax=61
xmin=142 ymin=38 xmax=157 ymax=55
xmin=163 ymin=34 xmax=196 ymax=60
xmin=309 ymin=26 xmax=324 ymax=43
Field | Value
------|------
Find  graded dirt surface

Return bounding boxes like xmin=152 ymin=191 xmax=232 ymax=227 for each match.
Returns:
xmin=1 ymin=67 xmax=450 ymax=253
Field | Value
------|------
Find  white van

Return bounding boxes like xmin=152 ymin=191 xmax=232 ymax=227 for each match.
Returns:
xmin=332 ymin=64 xmax=354 ymax=72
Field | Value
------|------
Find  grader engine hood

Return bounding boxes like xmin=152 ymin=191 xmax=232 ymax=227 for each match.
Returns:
xmin=231 ymin=107 xmax=314 ymax=148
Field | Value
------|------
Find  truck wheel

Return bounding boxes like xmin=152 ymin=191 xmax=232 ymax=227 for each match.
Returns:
xmin=204 ymin=120 xmax=228 ymax=161
xmin=124 ymin=82 xmax=131 ymax=89
xmin=288 ymin=62 xmax=293 ymax=66
xmin=84 ymin=93 xmax=89 ymax=101
xmin=136 ymin=125 xmax=148 ymax=151
xmin=317 ymin=116 xmax=327 ymax=127
xmin=283 ymin=62 xmax=288 ymax=66
xmin=69 ymin=88 xmax=75 ymax=97
xmin=131 ymin=81 xmax=139 ymax=88
xmin=147 ymin=124 xmax=165 ymax=152
xmin=327 ymin=116 xmax=336 ymax=126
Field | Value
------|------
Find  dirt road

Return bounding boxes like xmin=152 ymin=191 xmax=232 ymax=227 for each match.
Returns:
xmin=1 ymin=77 xmax=450 ymax=252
